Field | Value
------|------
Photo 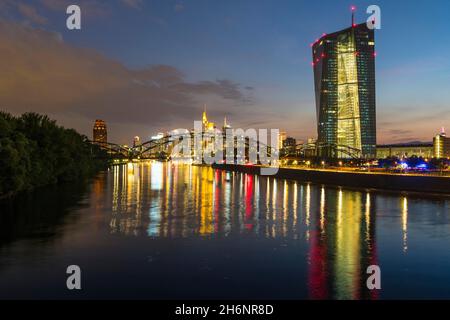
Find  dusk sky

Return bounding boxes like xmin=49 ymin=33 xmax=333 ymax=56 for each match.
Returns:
xmin=1 ymin=0 xmax=449 ymax=144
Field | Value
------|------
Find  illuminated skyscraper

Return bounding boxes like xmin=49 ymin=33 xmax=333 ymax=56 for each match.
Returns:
xmin=202 ymin=105 xmax=215 ymax=131
xmin=93 ymin=119 xmax=107 ymax=147
xmin=222 ymin=116 xmax=231 ymax=132
xmin=312 ymin=22 xmax=376 ymax=159
xmin=433 ymin=127 xmax=450 ymax=158
xmin=133 ymin=136 xmax=141 ymax=147
xmin=278 ymin=131 xmax=287 ymax=151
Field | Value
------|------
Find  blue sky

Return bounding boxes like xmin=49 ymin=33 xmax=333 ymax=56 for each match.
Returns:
xmin=1 ymin=0 xmax=449 ymax=144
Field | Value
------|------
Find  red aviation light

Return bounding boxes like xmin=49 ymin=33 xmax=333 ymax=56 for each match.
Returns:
xmin=351 ymin=5 xmax=357 ymax=27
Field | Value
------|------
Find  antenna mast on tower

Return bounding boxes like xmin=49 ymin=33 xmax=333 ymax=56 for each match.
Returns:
xmin=351 ymin=5 xmax=356 ymax=27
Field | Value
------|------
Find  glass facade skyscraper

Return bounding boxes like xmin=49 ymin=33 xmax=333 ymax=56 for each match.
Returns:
xmin=312 ymin=23 xmax=376 ymax=159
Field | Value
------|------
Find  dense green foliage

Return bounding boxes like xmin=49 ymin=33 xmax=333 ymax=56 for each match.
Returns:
xmin=0 ymin=112 xmax=108 ymax=198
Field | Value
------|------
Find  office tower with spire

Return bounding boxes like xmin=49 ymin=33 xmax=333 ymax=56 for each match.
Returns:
xmin=222 ymin=116 xmax=231 ymax=132
xmin=202 ymin=104 xmax=215 ymax=132
xmin=312 ymin=9 xmax=376 ymax=159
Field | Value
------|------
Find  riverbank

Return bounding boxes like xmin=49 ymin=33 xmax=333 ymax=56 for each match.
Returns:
xmin=212 ymin=164 xmax=450 ymax=194
xmin=0 ymin=112 xmax=108 ymax=199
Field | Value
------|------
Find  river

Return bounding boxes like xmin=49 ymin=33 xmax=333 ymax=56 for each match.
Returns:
xmin=0 ymin=161 xmax=449 ymax=299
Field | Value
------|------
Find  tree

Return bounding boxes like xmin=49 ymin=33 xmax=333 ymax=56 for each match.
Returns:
xmin=0 ymin=112 xmax=108 ymax=199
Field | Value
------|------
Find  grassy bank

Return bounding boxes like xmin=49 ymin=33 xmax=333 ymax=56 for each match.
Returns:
xmin=0 ymin=112 xmax=108 ymax=199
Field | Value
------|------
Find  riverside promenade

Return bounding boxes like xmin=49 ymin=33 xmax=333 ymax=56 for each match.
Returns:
xmin=212 ymin=164 xmax=450 ymax=194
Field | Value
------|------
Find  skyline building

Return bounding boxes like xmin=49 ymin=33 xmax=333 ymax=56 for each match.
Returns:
xmin=312 ymin=21 xmax=376 ymax=159
xmin=433 ymin=127 xmax=450 ymax=159
xmin=93 ymin=119 xmax=107 ymax=147
xmin=222 ymin=116 xmax=231 ymax=132
xmin=283 ymin=137 xmax=297 ymax=156
xmin=133 ymin=136 xmax=141 ymax=147
xmin=278 ymin=131 xmax=287 ymax=151
xmin=376 ymin=143 xmax=434 ymax=159
xmin=202 ymin=105 xmax=216 ymax=132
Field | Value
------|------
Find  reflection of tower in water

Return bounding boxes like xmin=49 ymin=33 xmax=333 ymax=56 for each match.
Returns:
xmin=108 ymin=162 xmax=379 ymax=298
xmin=244 ymin=174 xmax=254 ymax=232
xmin=110 ymin=163 xmax=147 ymax=236
xmin=308 ymin=188 xmax=378 ymax=300
xmin=402 ymin=197 xmax=408 ymax=253
xmin=198 ymin=166 xmax=214 ymax=235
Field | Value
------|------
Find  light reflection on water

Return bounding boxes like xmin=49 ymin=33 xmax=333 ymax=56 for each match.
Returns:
xmin=109 ymin=163 xmax=370 ymax=241
xmin=103 ymin=162 xmax=406 ymax=299
xmin=1 ymin=161 xmax=450 ymax=299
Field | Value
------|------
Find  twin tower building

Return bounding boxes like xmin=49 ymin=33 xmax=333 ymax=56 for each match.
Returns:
xmin=312 ymin=22 xmax=376 ymax=159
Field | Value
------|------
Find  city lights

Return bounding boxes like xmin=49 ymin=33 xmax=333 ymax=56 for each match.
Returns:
xmin=0 ymin=1 xmax=449 ymax=309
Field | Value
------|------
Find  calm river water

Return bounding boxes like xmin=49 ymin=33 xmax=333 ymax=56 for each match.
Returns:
xmin=0 ymin=162 xmax=449 ymax=299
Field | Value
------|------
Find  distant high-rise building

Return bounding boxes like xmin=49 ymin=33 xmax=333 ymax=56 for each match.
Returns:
xmin=312 ymin=22 xmax=376 ymax=159
xmin=202 ymin=105 xmax=215 ymax=131
xmin=303 ymin=138 xmax=317 ymax=157
xmin=278 ymin=131 xmax=287 ymax=151
xmin=93 ymin=119 xmax=107 ymax=147
xmin=133 ymin=136 xmax=141 ymax=147
xmin=433 ymin=127 xmax=450 ymax=158
xmin=222 ymin=116 xmax=231 ymax=132
xmin=283 ymin=137 xmax=297 ymax=155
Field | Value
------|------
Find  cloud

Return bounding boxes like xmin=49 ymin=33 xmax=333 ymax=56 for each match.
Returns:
xmin=17 ymin=3 xmax=48 ymax=25
xmin=119 ymin=0 xmax=143 ymax=10
xmin=41 ymin=0 xmax=111 ymax=18
xmin=39 ymin=0 xmax=69 ymax=11
xmin=174 ymin=3 xmax=184 ymax=12
xmin=149 ymin=16 xmax=167 ymax=27
xmin=0 ymin=21 xmax=253 ymax=142
xmin=40 ymin=0 xmax=142 ymax=13
xmin=171 ymin=79 xmax=251 ymax=102
xmin=384 ymin=129 xmax=421 ymax=143
xmin=387 ymin=129 xmax=412 ymax=136
xmin=0 ymin=0 xmax=112 ymax=22
xmin=0 ymin=0 xmax=49 ymax=25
